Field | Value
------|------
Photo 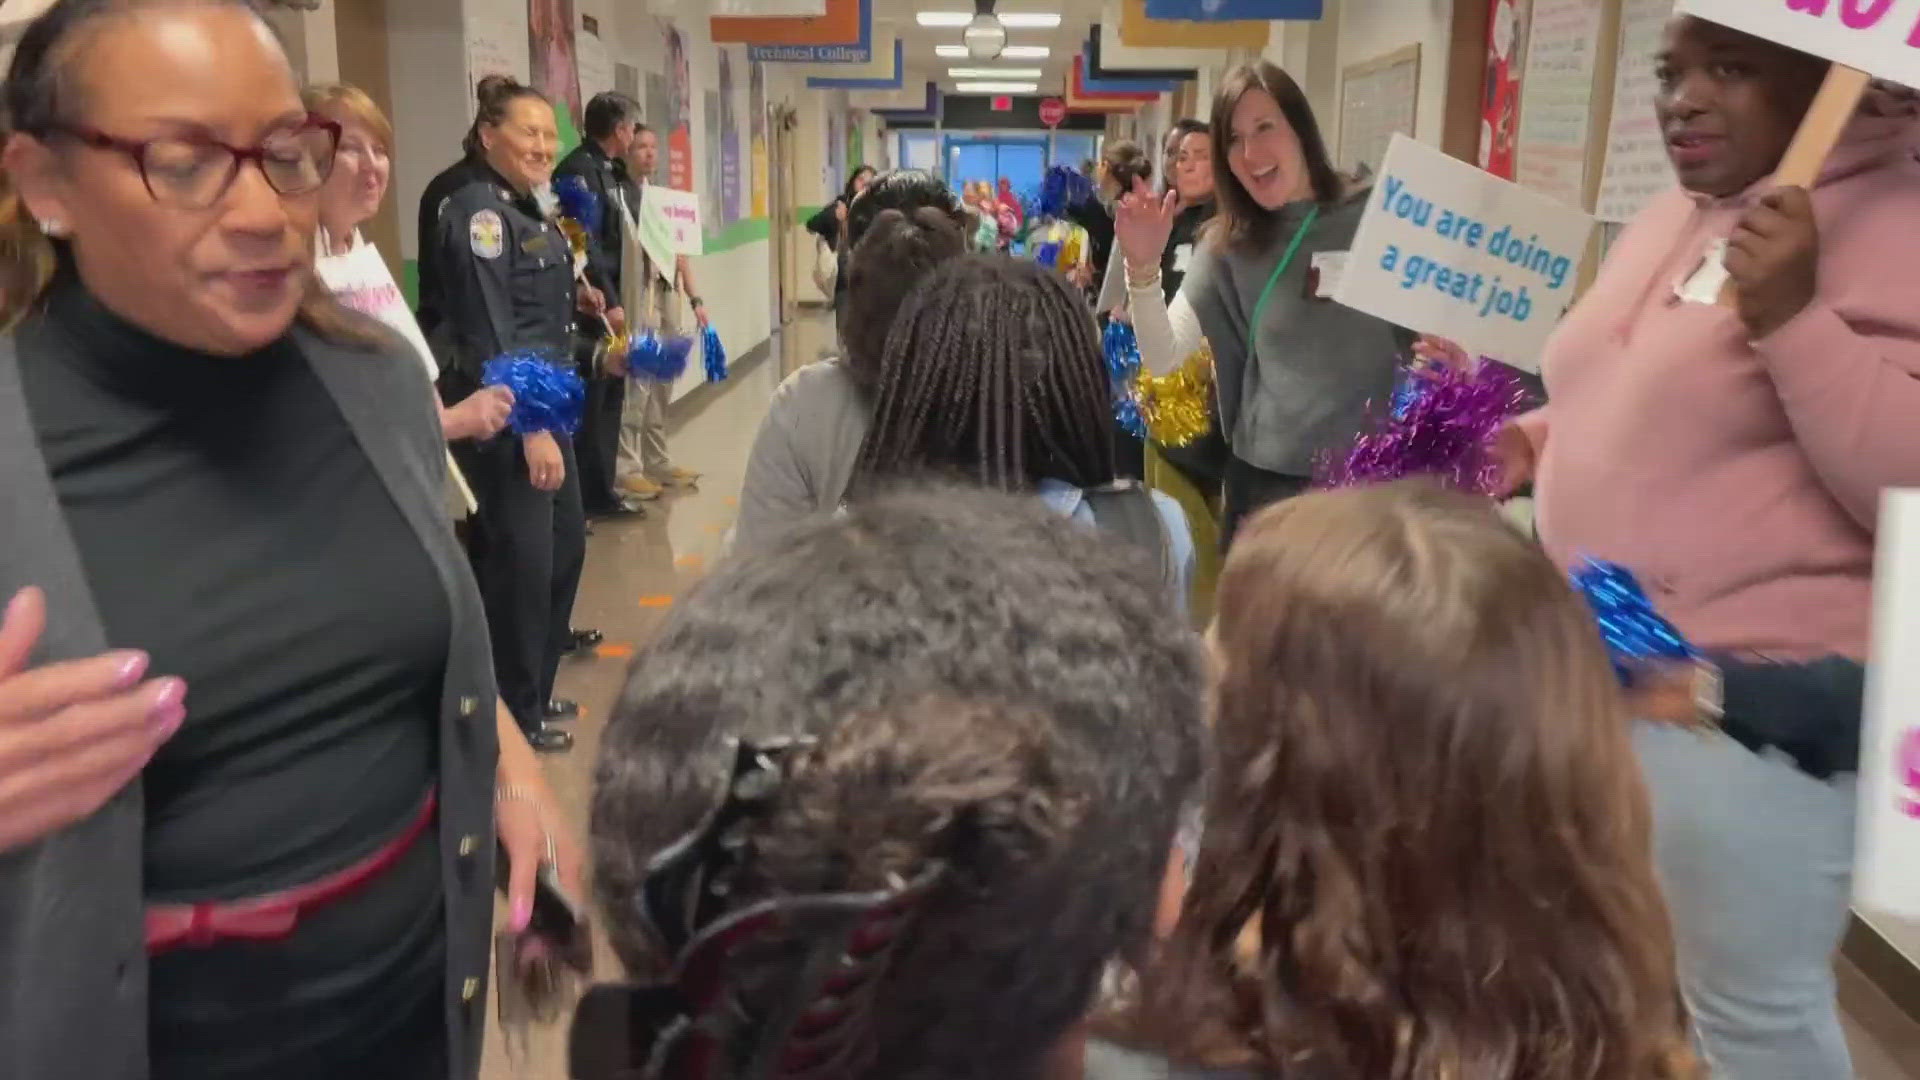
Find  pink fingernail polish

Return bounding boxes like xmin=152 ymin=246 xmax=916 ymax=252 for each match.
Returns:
xmin=151 ymin=704 xmax=186 ymax=738
xmin=148 ymin=677 xmax=187 ymax=712
xmin=511 ymin=898 xmax=532 ymax=932
xmin=111 ymin=652 xmax=150 ymax=690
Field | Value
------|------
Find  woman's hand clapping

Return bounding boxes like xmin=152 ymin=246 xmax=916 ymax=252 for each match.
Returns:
xmin=1113 ymin=178 xmax=1180 ymax=285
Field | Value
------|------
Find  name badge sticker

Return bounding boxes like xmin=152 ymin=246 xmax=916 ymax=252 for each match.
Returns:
xmin=1308 ymin=250 xmax=1349 ymax=299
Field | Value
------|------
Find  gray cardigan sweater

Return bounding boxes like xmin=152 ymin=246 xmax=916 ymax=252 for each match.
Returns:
xmin=1179 ymin=192 xmax=1412 ymax=477
xmin=0 ymin=313 xmax=500 ymax=1079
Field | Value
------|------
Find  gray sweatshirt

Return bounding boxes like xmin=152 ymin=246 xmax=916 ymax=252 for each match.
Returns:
xmin=733 ymin=358 xmax=871 ymax=552
xmin=1166 ymin=192 xmax=1412 ymax=478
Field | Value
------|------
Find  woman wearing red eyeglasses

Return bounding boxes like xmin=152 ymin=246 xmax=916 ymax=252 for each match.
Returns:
xmin=0 ymin=3 xmax=579 ymax=1078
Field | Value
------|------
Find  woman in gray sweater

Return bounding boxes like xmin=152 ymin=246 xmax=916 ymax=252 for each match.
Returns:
xmin=1117 ymin=62 xmax=1412 ymax=550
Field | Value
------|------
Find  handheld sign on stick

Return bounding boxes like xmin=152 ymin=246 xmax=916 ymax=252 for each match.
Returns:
xmin=1674 ymin=1 xmax=1912 ymax=304
xmin=1859 ymin=490 xmax=1920 ymax=921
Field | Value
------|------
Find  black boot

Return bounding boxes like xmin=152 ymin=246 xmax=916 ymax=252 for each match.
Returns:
xmin=525 ymin=725 xmax=574 ymax=753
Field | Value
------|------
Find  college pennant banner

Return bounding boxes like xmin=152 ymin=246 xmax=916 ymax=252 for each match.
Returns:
xmin=1087 ymin=27 xmax=1197 ymax=81
xmin=1118 ymin=0 xmax=1269 ymax=49
xmin=804 ymin=37 xmax=903 ymax=87
xmin=1143 ymin=0 xmax=1321 ymax=19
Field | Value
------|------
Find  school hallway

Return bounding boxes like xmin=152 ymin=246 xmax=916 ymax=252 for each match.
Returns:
xmin=476 ymin=308 xmax=1920 ymax=1080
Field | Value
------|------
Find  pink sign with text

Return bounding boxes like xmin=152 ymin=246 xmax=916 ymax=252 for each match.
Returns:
xmin=1678 ymin=0 xmax=1920 ymax=87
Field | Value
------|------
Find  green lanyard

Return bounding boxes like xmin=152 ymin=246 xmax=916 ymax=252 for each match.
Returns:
xmin=1249 ymin=204 xmax=1321 ymax=333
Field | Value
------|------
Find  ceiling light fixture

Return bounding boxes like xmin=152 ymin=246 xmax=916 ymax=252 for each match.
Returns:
xmin=953 ymin=81 xmax=1039 ymax=94
xmin=917 ymin=11 xmax=1061 ymax=28
xmin=936 ymin=43 xmax=1050 ymax=58
xmin=948 ymin=67 xmax=1043 ymax=79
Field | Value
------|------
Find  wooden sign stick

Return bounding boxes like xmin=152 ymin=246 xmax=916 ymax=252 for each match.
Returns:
xmin=1721 ymin=63 xmax=1871 ymax=307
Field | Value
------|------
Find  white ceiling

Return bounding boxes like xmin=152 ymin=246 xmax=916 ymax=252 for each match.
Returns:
xmin=879 ymin=0 xmax=1106 ymax=96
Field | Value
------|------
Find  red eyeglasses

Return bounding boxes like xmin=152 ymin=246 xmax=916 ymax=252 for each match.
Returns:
xmin=47 ymin=114 xmax=342 ymax=209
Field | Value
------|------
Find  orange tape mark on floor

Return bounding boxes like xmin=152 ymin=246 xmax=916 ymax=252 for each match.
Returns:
xmin=637 ymin=594 xmax=675 ymax=609
xmin=674 ymin=554 xmax=705 ymax=571
xmin=595 ymin=642 xmax=636 ymax=659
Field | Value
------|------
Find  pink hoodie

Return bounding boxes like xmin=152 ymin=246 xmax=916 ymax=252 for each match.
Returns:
xmin=1521 ymin=114 xmax=1920 ymax=661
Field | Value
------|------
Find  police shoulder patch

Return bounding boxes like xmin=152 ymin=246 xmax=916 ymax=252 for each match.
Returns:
xmin=469 ymin=209 xmax=505 ymax=259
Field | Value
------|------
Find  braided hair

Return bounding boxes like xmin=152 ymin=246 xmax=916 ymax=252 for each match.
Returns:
xmin=839 ymin=206 xmax=967 ymax=394
xmin=853 ymin=254 xmax=1118 ymax=494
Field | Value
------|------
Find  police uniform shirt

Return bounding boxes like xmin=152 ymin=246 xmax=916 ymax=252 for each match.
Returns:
xmin=432 ymin=166 xmax=578 ymax=398
xmin=554 ymin=141 xmax=639 ymax=302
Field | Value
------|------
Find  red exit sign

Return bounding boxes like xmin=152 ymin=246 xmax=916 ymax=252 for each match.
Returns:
xmin=990 ymin=95 xmax=1013 ymax=111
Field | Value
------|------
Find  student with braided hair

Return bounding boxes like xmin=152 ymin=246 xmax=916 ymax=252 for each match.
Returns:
xmin=732 ymin=172 xmax=969 ymax=552
xmin=852 ymin=255 xmax=1195 ymax=611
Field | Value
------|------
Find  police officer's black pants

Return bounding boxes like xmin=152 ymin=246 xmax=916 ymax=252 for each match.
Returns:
xmin=454 ymin=431 xmax=586 ymax=733
xmin=578 ymin=373 xmax=626 ymax=512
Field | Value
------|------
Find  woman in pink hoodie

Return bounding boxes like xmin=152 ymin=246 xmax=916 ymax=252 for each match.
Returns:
xmin=1496 ymin=17 xmax=1920 ymax=1077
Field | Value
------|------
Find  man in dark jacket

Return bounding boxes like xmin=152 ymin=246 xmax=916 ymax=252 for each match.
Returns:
xmin=555 ymin=91 xmax=647 ymax=517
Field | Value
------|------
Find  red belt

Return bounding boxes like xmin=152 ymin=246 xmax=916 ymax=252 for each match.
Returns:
xmin=145 ymin=788 xmax=439 ymax=955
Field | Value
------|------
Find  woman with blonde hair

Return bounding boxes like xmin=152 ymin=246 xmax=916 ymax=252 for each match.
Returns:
xmin=1101 ymin=482 xmax=1695 ymax=1080
xmin=304 ymin=82 xmax=512 ymax=452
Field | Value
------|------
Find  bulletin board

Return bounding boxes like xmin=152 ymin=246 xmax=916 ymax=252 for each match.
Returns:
xmin=1337 ymin=44 xmax=1421 ymax=181
xmin=1511 ymin=0 xmax=1606 ymax=209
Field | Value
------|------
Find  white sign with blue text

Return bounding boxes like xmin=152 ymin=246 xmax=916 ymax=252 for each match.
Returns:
xmin=1335 ymin=134 xmax=1595 ymax=373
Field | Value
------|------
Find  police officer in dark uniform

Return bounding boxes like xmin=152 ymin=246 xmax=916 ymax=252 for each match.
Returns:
xmin=432 ymin=79 xmax=580 ymax=753
xmin=415 ymin=75 xmax=515 ymax=339
xmin=555 ymin=91 xmax=646 ymax=518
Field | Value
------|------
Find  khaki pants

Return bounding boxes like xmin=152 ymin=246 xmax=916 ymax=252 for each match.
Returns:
xmin=617 ymin=272 xmax=682 ymax=482
xmin=618 ymin=375 xmax=670 ymax=481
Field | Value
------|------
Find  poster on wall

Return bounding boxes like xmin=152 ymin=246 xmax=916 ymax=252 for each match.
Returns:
xmin=644 ymin=70 xmax=672 ymax=186
xmin=1596 ymin=0 xmax=1675 ymax=222
xmin=465 ymin=0 xmax=530 ymax=88
xmin=576 ymin=23 xmax=614 ymax=103
xmin=529 ymin=0 xmax=582 ymax=133
xmin=1513 ymin=0 xmax=1602 ymax=208
xmin=720 ymin=48 xmax=743 ymax=225
xmin=750 ymin=61 xmax=769 ymax=219
xmin=827 ymin=108 xmax=846 ymax=197
xmin=705 ymin=88 xmax=724 ymax=236
xmin=847 ymin=108 xmax=863 ymax=172
xmin=662 ymin=19 xmax=694 ymax=192
xmin=1477 ymin=0 xmax=1530 ymax=178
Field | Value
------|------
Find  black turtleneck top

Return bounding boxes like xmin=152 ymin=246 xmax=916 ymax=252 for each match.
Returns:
xmin=17 ymin=277 xmax=449 ymax=1074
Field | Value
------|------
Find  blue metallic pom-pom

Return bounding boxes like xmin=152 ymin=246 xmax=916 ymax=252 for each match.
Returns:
xmin=482 ymin=351 xmax=585 ymax=436
xmin=702 ymin=324 xmax=728 ymax=382
xmin=1571 ymin=559 xmax=1696 ymax=683
xmin=1103 ymin=319 xmax=1142 ymax=382
xmin=1034 ymin=241 xmax=1063 ymax=268
xmin=1114 ymin=390 xmax=1147 ymax=439
xmin=552 ymin=174 xmax=603 ymax=236
xmin=628 ymin=330 xmax=694 ymax=382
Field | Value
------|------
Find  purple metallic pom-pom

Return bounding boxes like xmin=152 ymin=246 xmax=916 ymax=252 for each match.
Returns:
xmin=1316 ymin=361 xmax=1528 ymax=495
xmin=482 ymin=352 xmax=585 ymax=436
xmin=702 ymin=324 xmax=728 ymax=382
xmin=628 ymin=331 xmax=695 ymax=382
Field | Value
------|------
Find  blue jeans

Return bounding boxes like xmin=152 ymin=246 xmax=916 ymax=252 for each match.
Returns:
xmin=1633 ymin=722 xmax=1857 ymax=1078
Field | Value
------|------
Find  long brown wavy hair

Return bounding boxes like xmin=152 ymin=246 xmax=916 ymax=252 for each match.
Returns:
xmin=1126 ymin=482 xmax=1696 ymax=1080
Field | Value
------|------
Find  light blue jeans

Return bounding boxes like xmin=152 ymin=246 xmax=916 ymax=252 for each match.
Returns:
xmin=1633 ymin=722 xmax=1858 ymax=1079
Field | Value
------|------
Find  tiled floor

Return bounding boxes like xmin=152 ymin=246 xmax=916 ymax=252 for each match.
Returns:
xmin=479 ymin=309 xmax=1920 ymax=1080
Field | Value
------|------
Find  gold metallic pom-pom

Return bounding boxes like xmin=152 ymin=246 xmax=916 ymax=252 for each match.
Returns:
xmin=1134 ymin=344 xmax=1215 ymax=448
xmin=557 ymin=216 xmax=589 ymax=261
